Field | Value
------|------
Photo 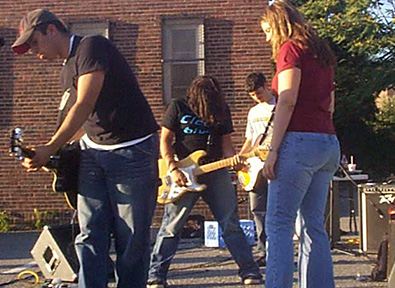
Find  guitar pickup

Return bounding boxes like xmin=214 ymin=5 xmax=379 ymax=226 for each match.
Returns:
xmin=164 ymin=175 xmax=172 ymax=186
xmin=159 ymin=190 xmax=169 ymax=199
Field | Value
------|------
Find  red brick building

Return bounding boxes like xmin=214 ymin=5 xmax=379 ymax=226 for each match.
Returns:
xmin=0 ymin=0 xmax=271 ymax=229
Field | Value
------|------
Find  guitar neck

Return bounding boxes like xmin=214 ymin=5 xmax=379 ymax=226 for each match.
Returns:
xmin=21 ymin=147 xmax=57 ymax=169
xmin=21 ymin=147 xmax=36 ymax=159
xmin=10 ymin=128 xmax=58 ymax=170
xmin=196 ymin=150 xmax=257 ymax=176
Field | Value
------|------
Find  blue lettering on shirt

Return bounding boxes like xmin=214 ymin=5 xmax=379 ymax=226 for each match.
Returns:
xmin=180 ymin=115 xmax=193 ymax=124
xmin=180 ymin=114 xmax=210 ymax=135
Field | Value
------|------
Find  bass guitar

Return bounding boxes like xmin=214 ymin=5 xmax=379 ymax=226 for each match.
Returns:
xmin=9 ymin=127 xmax=79 ymax=210
xmin=157 ymin=147 xmax=268 ymax=204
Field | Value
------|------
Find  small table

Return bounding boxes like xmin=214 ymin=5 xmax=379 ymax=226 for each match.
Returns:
xmin=327 ymin=173 xmax=369 ymax=245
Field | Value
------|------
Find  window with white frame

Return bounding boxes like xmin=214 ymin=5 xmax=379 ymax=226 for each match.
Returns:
xmin=162 ymin=17 xmax=205 ymax=104
xmin=69 ymin=21 xmax=110 ymax=39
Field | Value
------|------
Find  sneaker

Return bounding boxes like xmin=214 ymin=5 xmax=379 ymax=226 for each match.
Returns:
xmin=147 ymin=278 xmax=168 ymax=288
xmin=242 ymin=274 xmax=262 ymax=285
xmin=256 ymin=256 xmax=266 ymax=267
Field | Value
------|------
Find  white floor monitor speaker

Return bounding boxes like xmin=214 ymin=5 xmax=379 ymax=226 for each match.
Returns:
xmin=31 ymin=224 xmax=79 ymax=282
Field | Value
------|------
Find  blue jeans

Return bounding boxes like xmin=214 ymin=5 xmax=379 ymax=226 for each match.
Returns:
xmin=148 ymin=168 xmax=260 ymax=281
xmin=75 ymin=134 xmax=159 ymax=288
xmin=249 ymin=172 xmax=268 ymax=257
xmin=265 ymin=132 xmax=340 ymax=288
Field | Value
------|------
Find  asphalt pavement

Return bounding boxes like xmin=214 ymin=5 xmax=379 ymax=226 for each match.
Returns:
xmin=0 ymin=228 xmax=389 ymax=288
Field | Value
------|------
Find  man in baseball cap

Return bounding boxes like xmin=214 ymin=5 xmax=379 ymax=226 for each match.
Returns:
xmin=12 ymin=9 xmax=66 ymax=54
xmin=13 ymin=8 xmax=160 ymax=288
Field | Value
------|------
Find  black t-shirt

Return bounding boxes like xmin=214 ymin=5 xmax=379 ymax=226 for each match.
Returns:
xmin=69 ymin=35 xmax=159 ymax=144
xmin=162 ymin=99 xmax=234 ymax=161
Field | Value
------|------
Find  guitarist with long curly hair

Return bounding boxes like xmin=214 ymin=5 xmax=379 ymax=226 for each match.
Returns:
xmin=148 ymin=75 xmax=262 ymax=287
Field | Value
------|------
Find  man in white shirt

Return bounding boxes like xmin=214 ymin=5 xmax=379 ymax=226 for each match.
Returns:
xmin=239 ymin=72 xmax=275 ymax=267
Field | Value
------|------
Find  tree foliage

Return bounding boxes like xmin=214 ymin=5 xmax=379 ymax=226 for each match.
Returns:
xmin=290 ymin=0 xmax=395 ymax=180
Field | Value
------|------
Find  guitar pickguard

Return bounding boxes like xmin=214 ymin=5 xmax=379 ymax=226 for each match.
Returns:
xmin=158 ymin=164 xmax=206 ymax=203
xmin=238 ymin=157 xmax=264 ymax=191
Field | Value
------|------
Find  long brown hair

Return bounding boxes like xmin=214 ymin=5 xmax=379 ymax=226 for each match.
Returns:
xmin=261 ymin=0 xmax=335 ymax=67
xmin=187 ymin=75 xmax=227 ymax=125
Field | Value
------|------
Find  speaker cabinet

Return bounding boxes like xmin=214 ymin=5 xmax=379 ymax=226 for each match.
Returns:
xmin=31 ymin=224 xmax=79 ymax=282
xmin=359 ymin=184 xmax=395 ymax=254
xmin=388 ymin=210 xmax=395 ymax=278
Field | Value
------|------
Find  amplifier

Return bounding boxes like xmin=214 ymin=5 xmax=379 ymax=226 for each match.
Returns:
xmin=388 ymin=207 xmax=395 ymax=278
xmin=359 ymin=184 xmax=395 ymax=254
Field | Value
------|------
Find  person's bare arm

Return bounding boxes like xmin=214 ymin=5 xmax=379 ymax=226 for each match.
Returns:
xmin=23 ymin=70 xmax=104 ymax=170
xmin=160 ymin=126 xmax=188 ymax=186
xmin=48 ymin=70 xmax=104 ymax=150
xmin=222 ymin=133 xmax=236 ymax=158
xmin=69 ymin=128 xmax=85 ymax=142
xmin=239 ymin=138 xmax=253 ymax=155
xmin=160 ymin=127 xmax=177 ymax=170
xmin=222 ymin=133 xmax=245 ymax=170
xmin=262 ymin=67 xmax=301 ymax=179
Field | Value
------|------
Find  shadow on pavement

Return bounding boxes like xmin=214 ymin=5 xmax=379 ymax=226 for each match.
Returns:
xmin=0 ymin=232 xmax=39 ymax=260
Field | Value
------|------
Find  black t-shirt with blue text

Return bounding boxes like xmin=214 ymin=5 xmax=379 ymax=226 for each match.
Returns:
xmin=161 ymin=99 xmax=234 ymax=161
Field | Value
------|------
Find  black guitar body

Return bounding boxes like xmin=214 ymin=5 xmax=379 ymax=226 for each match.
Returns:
xmin=49 ymin=142 xmax=80 ymax=209
xmin=52 ymin=142 xmax=80 ymax=192
xmin=10 ymin=128 xmax=80 ymax=210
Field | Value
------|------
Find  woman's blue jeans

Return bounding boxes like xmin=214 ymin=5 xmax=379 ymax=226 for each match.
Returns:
xmin=75 ymin=134 xmax=159 ymax=288
xmin=148 ymin=168 xmax=260 ymax=282
xmin=265 ymin=132 xmax=340 ymax=288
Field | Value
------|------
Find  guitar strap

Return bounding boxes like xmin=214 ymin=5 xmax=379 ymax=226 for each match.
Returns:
xmin=205 ymin=122 xmax=220 ymax=162
xmin=56 ymin=35 xmax=83 ymax=130
xmin=257 ymin=105 xmax=276 ymax=146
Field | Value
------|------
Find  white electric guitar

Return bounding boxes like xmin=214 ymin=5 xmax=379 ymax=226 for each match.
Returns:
xmin=237 ymin=129 xmax=273 ymax=191
xmin=157 ymin=147 xmax=268 ymax=204
xmin=237 ymin=157 xmax=265 ymax=191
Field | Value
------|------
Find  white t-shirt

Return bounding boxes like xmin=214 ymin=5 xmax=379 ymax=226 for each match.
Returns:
xmin=245 ymin=100 xmax=275 ymax=147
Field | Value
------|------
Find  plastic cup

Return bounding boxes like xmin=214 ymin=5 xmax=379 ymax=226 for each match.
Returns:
xmin=348 ymin=164 xmax=357 ymax=172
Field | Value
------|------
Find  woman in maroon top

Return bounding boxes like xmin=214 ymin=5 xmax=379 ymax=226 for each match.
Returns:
xmin=260 ymin=1 xmax=340 ymax=288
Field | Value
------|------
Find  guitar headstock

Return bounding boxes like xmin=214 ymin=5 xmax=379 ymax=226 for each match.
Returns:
xmin=10 ymin=128 xmax=24 ymax=160
xmin=254 ymin=146 xmax=269 ymax=162
xmin=9 ymin=127 xmax=35 ymax=160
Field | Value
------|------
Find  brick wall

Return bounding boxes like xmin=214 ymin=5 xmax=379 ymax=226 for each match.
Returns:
xmin=0 ymin=0 xmax=271 ymax=229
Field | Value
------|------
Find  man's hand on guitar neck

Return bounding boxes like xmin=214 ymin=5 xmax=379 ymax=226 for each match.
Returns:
xmin=22 ymin=144 xmax=57 ymax=171
xmin=233 ymin=154 xmax=248 ymax=171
